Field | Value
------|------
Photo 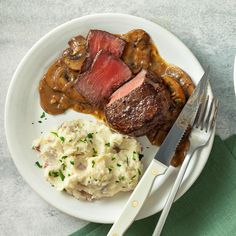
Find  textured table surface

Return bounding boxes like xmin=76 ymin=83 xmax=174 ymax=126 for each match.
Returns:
xmin=1 ymin=0 xmax=235 ymax=235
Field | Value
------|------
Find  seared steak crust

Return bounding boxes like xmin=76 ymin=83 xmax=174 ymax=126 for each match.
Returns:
xmin=105 ymin=71 xmax=172 ymax=136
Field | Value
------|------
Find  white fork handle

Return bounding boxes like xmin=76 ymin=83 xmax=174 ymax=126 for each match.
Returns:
xmin=107 ymin=160 xmax=167 ymax=236
xmin=152 ymin=151 xmax=193 ymax=236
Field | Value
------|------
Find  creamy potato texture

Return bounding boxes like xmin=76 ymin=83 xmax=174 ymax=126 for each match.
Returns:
xmin=33 ymin=119 xmax=143 ymax=200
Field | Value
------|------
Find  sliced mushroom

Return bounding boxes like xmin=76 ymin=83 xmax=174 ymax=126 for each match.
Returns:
xmin=165 ymin=65 xmax=195 ymax=98
xmin=162 ymin=75 xmax=186 ymax=107
xmin=62 ymin=35 xmax=87 ymax=71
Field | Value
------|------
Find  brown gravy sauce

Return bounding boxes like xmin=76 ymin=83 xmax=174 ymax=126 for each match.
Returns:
xmin=39 ymin=29 xmax=194 ymax=166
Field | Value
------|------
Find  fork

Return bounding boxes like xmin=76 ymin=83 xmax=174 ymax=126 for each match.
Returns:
xmin=152 ymin=96 xmax=219 ymax=236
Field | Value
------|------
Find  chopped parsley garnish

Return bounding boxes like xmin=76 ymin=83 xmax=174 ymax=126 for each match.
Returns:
xmin=62 ymin=163 xmax=66 ymax=170
xmin=61 ymin=155 xmax=68 ymax=159
xmin=70 ymin=161 xmax=74 ymax=165
xmin=126 ymin=156 xmax=129 ymax=166
xmin=131 ymin=175 xmax=136 ymax=180
xmin=69 ymin=139 xmax=73 ymax=142
xmin=111 ymin=156 xmax=116 ymax=161
xmin=138 ymin=153 xmax=144 ymax=160
xmin=115 ymin=180 xmax=120 ymax=183
xmin=60 ymin=136 xmax=65 ymax=143
xmin=59 ymin=170 xmax=65 ymax=181
xmin=92 ymin=148 xmax=97 ymax=157
xmin=105 ymin=142 xmax=110 ymax=147
xmin=132 ymin=151 xmax=137 ymax=160
xmin=80 ymin=138 xmax=87 ymax=143
xmin=117 ymin=163 xmax=121 ymax=167
xmin=68 ymin=173 xmax=71 ymax=177
xmin=119 ymin=176 xmax=125 ymax=181
xmin=40 ymin=112 xmax=45 ymax=119
xmin=92 ymin=160 xmax=95 ymax=168
xmin=138 ymin=169 xmax=141 ymax=176
xmin=35 ymin=161 xmax=42 ymax=168
xmin=49 ymin=171 xmax=59 ymax=177
xmin=51 ymin=131 xmax=58 ymax=137
xmin=38 ymin=120 xmax=42 ymax=123
xmin=108 ymin=167 xmax=113 ymax=172
xmin=87 ymin=133 xmax=94 ymax=139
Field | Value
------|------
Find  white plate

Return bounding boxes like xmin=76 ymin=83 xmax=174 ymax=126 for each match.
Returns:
xmin=5 ymin=13 xmax=214 ymax=223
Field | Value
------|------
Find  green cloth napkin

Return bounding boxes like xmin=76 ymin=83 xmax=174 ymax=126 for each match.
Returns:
xmin=70 ymin=135 xmax=236 ymax=236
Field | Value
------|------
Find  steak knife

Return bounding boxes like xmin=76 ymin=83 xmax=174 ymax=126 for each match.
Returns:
xmin=107 ymin=68 xmax=209 ymax=236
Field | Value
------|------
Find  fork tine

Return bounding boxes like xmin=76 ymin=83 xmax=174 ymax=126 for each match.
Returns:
xmin=210 ymin=99 xmax=219 ymax=130
xmin=200 ymin=96 xmax=209 ymax=130
xmin=205 ymin=98 xmax=215 ymax=132
xmin=193 ymin=102 xmax=203 ymax=125
xmin=196 ymin=95 xmax=209 ymax=129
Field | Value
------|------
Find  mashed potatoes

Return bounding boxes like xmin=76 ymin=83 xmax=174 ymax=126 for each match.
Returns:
xmin=33 ymin=119 xmax=143 ymax=200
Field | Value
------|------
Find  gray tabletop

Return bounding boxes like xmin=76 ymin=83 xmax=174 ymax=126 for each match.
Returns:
xmin=1 ymin=0 xmax=236 ymax=235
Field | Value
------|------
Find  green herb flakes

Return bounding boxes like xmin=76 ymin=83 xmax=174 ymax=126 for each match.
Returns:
xmin=138 ymin=169 xmax=141 ymax=176
xmin=59 ymin=170 xmax=65 ymax=181
xmin=119 ymin=176 xmax=125 ymax=181
xmin=51 ymin=131 xmax=58 ymax=137
xmin=117 ymin=163 xmax=121 ymax=167
xmin=61 ymin=155 xmax=68 ymax=159
xmin=92 ymin=148 xmax=97 ymax=157
xmin=87 ymin=133 xmax=94 ymax=139
xmin=105 ymin=142 xmax=110 ymax=147
xmin=38 ymin=120 xmax=42 ymax=124
xmin=60 ymin=136 xmax=65 ymax=143
xmin=35 ymin=161 xmax=42 ymax=168
xmin=40 ymin=112 xmax=45 ymax=119
xmin=49 ymin=171 xmax=59 ymax=177
xmin=108 ymin=167 xmax=113 ymax=172
xmin=92 ymin=160 xmax=95 ymax=168
xmin=62 ymin=163 xmax=66 ymax=170
xmin=80 ymin=138 xmax=87 ymax=143
xmin=111 ymin=156 xmax=116 ymax=161
xmin=131 ymin=175 xmax=136 ymax=180
xmin=70 ymin=161 xmax=74 ymax=165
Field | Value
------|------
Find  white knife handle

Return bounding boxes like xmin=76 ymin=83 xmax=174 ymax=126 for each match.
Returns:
xmin=107 ymin=160 xmax=167 ymax=236
xmin=152 ymin=152 xmax=192 ymax=236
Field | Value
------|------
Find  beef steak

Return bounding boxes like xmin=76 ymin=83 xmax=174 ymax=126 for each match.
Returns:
xmin=87 ymin=30 xmax=126 ymax=59
xmin=74 ymin=50 xmax=132 ymax=107
xmin=105 ymin=69 xmax=172 ymax=136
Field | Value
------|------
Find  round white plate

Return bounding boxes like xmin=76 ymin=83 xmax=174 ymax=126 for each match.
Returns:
xmin=5 ymin=13 xmax=214 ymax=223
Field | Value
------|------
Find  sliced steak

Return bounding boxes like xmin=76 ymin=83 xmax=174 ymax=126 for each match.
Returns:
xmin=105 ymin=69 xmax=172 ymax=136
xmin=87 ymin=30 xmax=126 ymax=59
xmin=74 ymin=50 xmax=132 ymax=107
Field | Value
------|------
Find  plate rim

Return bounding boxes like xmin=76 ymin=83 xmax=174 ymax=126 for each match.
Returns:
xmin=5 ymin=13 xmax=214 ymax=223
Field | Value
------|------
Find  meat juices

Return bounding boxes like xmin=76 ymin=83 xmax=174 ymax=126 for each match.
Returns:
xmin=105 ymin=70 xmax=172 ymax=136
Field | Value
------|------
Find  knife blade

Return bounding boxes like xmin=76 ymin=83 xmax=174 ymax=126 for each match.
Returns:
xmin=155 ymin=67 xmax=209 ymax=165
xmin=107 ymin=68 xmax=209 ymax=236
